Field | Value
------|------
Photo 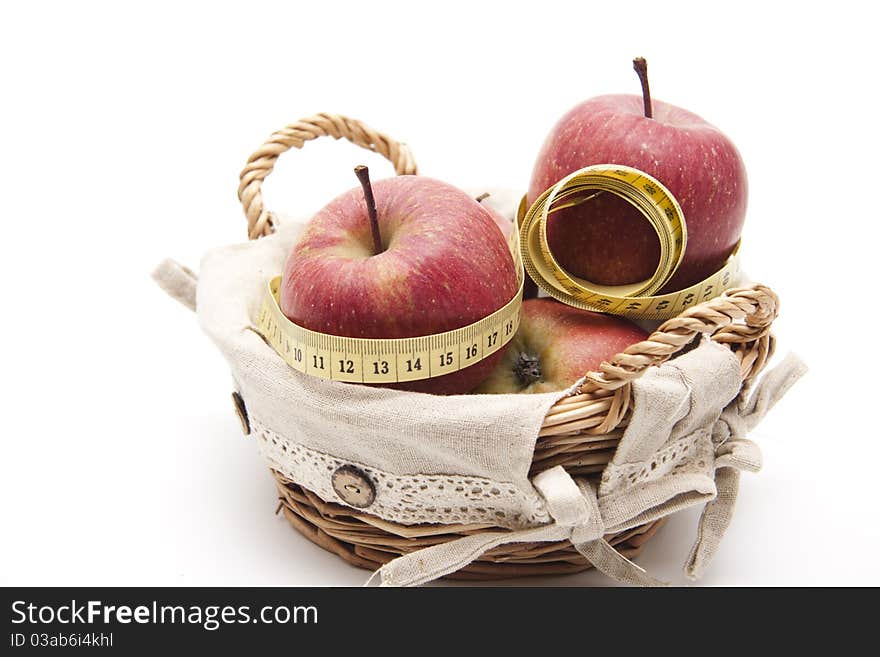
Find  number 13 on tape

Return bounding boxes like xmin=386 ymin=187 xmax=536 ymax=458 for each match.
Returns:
xmin=256 ymin=276 xmax=523 ymax=384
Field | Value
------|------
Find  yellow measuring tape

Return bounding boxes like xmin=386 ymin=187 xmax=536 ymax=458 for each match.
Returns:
xmin=518 ymin=165 xmax=740 ymax=320
xmin=256 ymin=226 xmax=524 ymax=384
xmin=257 ymin=164 xmax=740 ymax=382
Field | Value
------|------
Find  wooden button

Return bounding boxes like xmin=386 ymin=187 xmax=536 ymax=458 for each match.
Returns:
xmin=231 ymin=391 xmax=250 ymax=435
xmin=331 ymin=465 xmax=376 ymax=508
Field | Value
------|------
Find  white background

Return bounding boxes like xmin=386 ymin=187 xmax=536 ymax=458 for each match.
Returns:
xmin=1 ymin=1 xmax=877 ymax=586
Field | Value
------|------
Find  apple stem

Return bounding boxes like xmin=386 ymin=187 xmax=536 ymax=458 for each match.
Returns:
xmin=475 ymin=192 xmax=490 ymax=203
xmin=354 ymin=165 xmax=383 ymax=255
xmin=633 ymin=57 xmax=653 ymax=119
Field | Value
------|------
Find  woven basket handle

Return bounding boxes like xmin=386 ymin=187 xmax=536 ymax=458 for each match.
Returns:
xmin=583 ymin=284 xmax=779 ymax=391
xmin=238 ymin=113 xmax=418 ymax=240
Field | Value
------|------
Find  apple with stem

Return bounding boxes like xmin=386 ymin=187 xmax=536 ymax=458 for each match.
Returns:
xmin=527 ymin=57 xmax=747 ymax=292
xmin=280 ymin=167 xmax=519 ymax=394
xmin=475 ymin=298 xmax=648 ymax=394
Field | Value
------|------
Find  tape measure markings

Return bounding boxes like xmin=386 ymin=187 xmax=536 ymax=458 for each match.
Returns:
xmin=518 ymin=164 xmax=739 ymax=320
xmin=256 ymin=226 xmax=524 ymax=384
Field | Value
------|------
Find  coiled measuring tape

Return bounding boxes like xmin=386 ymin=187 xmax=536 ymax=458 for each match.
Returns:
xmin=518 ymin=165 xmax=740 ymax=320
xmin=256 ymin=226 xmax=524 ymax=384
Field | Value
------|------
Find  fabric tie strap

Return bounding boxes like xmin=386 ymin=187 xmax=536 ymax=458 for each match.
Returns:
xmin=685 ymin=351 xmax=807 ymax=579
xmin=371 ymin=351 xmax=806 ymax=587
xmin=369 ymin=466 xmax=666 ymax=587
xmin=153 ymin=258 xmax=198 ymax=312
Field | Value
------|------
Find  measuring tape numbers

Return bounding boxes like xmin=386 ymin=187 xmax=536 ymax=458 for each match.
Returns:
xmin=518 ymin=164 xmax=740 ymax=320
xmin=256 ymin=224 xmax=525 ymax=384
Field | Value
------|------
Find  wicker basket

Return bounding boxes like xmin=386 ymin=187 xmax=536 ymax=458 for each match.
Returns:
xmin=235 ymin=113 xmax=778 ymax=581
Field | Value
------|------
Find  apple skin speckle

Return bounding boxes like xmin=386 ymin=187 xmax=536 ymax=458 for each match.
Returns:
xmin=280 ymin=176 xmax=518 ymax=394
xmin=528 ymin=94 xmax=747 ymax=292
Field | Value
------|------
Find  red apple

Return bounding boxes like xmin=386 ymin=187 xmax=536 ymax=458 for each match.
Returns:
xmin=280 ymin=170 xmax=519 ymax=395
xmin=474 ymin=298 xmax=648 ymax=394
xmin=527 ymin=58 xmax=747 ymax=292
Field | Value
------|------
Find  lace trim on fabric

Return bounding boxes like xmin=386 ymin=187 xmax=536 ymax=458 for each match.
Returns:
xmin=600 ymin=431 xmax=714 ymax=491
xmin=253 ymin=418 xmax=551 ymax=530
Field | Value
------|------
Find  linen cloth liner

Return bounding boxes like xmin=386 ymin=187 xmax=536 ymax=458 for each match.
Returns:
xmin=154 ymin=208 xmax=805 ymax=586
xmin=192 ymin=217 xmax=567 ymax=502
